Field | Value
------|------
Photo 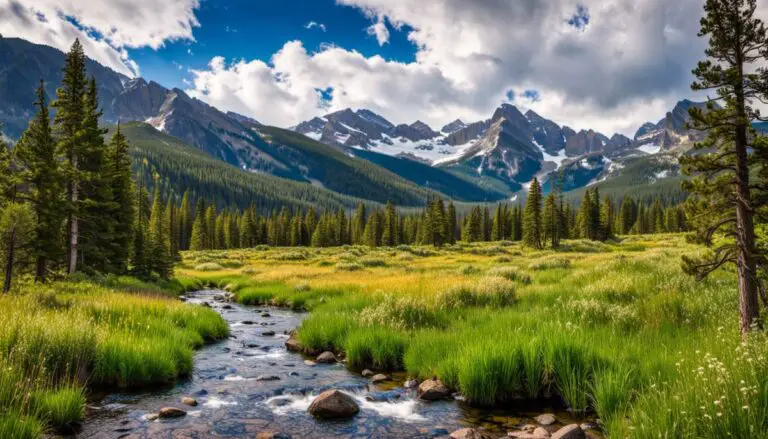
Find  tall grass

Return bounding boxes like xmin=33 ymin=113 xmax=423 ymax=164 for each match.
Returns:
xmin=180 ymin=236 xmax=763 ymax=438
xmin=0 ymin=279 xmax=227 ymax=437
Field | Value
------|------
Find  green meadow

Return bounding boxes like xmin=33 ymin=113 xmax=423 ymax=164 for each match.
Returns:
xmin=0 ymin=278 xmax=228 ymax=438
xmin=178 ymin=235 xmax=768 ymax=438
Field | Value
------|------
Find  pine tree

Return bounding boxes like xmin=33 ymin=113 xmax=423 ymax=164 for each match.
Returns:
xmin=131 ymin=187 xmax=151 ymax=278
xmin=105 ymin=124 xmax=134 ymax=272
xmin=381 ymin=201 xmax=397 ymax=246
xmin=522 ymin=178 xmax=543 ymax=249
xmin=601 ymin=196 xmax=614 ymax=240
xmin=578 ymin=190 xmax=593 ymax=239
xmin=363 ymin=210 xmax=379 ymax=247
xmin=446 ymin=201 xmax=457 ymax=244
xmin=179 ymin=191 xmax=192 ymax=250
xmin=78 ymin=77 xmax=112 ymax=272
xmin=680 ymin=0 xmax=768 ymax=334
xmin=53 ymin=39 xmax=88 ymax=274
xmin=542 ymin=192 xmax=559 ymax=248
xmin=351 ymin=203 xmax=366 ymax=244
xmin=13 ymin=81 xmax=63 ymax=281
xmin=148 ymin=189 xmax=171 ymax=278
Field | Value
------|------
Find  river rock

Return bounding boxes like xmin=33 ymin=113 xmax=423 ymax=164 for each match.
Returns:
xmin=181 ymin=397 xmax=197 ymax=406
xmin=450 ymin=428 xmax=493 ymax=439
xmin=262 ymin=331 xmax=276 ymax=337
xmin=241 ymin=320 xmax=254 ymax=325
xmin=222 ymin=304 xmax=233 ymax=310
xmin=158 ymin=407 xmax=186 ymax=418
xmin=551 ymin=425 xmax=584 ymax=439
xmin=509 ymin=429 xmax=550 ymax=439
xmin=285 ymin=338 xmax=302 ymax=352
xmin=146 ymin=413 xmax=159 ymax=421
xmin=304 ymin=360 xmax=316 ymax=366
xmin=201 ymin=301 xmax=211 ymax=307
xmin=361 ymin=369 xmax=374 ymax=377
xmin=307 ymin=390 xmax=360 ymax=419
xmin=418 ymin=378 xmax=451 ymax=401
xmin=535 ymin=414 xmax=557 ymax=426
xmin=371 ymin=374 xmax=389 ymax=383
xmin=256 ymin=375 xmax=281 ymax=381
xmin=261 ymin=312 xmax=271 ymax=317
xmin=316 ymin=351 xmax=337 ymax=363
xmin=404 ymin=379 xmax=419 ymax=389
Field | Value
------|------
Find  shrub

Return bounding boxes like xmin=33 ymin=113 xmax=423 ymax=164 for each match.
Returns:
xmin=529 ymin=258 xmax=571 ymax=270
xmin=438 ymin=276 xmax=516 ymax=308
xmin=360 ymin=258 xmax=387 ymax=267
xmin=459 ymin=265 xmax=481 ymax=275
xmin=194 ymin=262 xmax=224 ymax=272
xmin=272 ymin=251 xmax=309 ymax=261
xmin=335 ymin=262 xmax=363 ymax=272
xmin=358 ymin=295 xmax=444 ymax=330
xmin=487 ymin=267 xmax=531 ymax=284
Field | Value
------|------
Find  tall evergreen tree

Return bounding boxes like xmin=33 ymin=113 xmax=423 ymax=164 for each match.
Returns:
xmin=542 ymin=192 xmax=559 ymax=248
xmin=53 ymin=39 xmax=88 ymax=274
xmin=105 ymin=124 xmax=134 ymax=272
xmin=522 ymin=178 xmax=543 ymax=249
xmin=680 ymin=0 xmax=768 ymax=334
xmin=14 ymin=82 xmax=63 ymax=281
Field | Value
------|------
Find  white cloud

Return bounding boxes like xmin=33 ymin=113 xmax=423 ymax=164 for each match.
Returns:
xmin=187 ymin=0 xmax=719 ymax=136
xmin=366 ymin=15 xmax=390 ymax=46
xmin=305 ymin=21 xmax=327 ymax=32
xmin=0 ymin=0 xmax=200 ymax=76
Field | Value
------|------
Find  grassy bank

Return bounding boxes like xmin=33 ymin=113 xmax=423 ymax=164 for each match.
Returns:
xmin=178 ymin=236 xmax=768 ymax=438
xmin=0 ymin=279 xmax=228 ymax=438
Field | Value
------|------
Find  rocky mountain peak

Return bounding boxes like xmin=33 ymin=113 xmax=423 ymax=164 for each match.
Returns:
xmin=441 ymin=119 xmax=466 ymax=134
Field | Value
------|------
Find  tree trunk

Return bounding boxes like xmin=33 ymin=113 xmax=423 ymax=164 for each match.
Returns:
xmin=735 ymin=127 xmax=760 ymax=335
xmin=68 ymin=156 xmax=79 ymax=274
xmin=35 ymin=256 xmax=46 ymax=283
xmin=4 ymin=226 xmax=15 ymax=293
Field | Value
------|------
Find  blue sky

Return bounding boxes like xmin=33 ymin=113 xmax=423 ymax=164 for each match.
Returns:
xmin=131 ymin=0 xmax=417 ymax=89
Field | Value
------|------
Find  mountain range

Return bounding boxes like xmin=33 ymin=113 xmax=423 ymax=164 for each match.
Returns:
xmin=0 ymin=36 xmax=704 ymax=205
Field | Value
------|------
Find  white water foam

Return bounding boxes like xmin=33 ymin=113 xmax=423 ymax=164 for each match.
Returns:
xmin=203 ymin=397 xmax=239 ymax=408
xmin=265 ymin=391 xmax=426 ymax=422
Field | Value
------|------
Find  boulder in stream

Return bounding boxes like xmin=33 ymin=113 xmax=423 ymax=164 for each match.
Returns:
xmin=255 ymin=375 xmax=281 ymax=381
xmin=371 ymin=374 xmax=389 ymax=383
xmin=285 ymin=337 xmax=302 ymax=352
xmin=418 ymin=378 xmax=451 ymax=401
xmin=551 ymin=424 xmax=585 ymax=439
xmin=157 ymin=407 xmax=186 ymax=418
xmin=181 ymin=397 xmax=198 ymax=406
xmin=535 ymin=413 xmax=557 ymax=426
xmin=361 ymin=369 xmax=374 ymax=377
xmin=307 ymin=390 xmax=360 ymax=419
xmin=316 ymin=351 xmax=337 ymax=363
xmin=261 ymin=331 xmax=276 ymax=337
xmin=450 ymin=428 xmax=493 ymax=439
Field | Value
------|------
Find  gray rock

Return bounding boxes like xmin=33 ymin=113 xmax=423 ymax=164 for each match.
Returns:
xmin=256 ymin=375 xmax=281 ymax=381
xmin=285 ymin=338 xmax=302 ymax=352
xmin=450 ymin=428 xmax=493 ymax=439
xmin=361 ymin=369 xmax=374 ymax=377
xmin=316 ymin=351 xmax=337 ymax=363
xmin=261 ymin=331 xmax=276 ymax=337
xmin=551 ymin=425 xmax=585 ymax=439
xmin=535 ymin=413 xmax=557 ymax=426
xmin=307 ymin=390 xmax=360 ymax=419
xmin=418 ymin=378 xmax=451 ymax=401
xmin=181 ymin=397 xmax=197 ymax=406
xmin=404 ymin=379 xmax=419 ymax=389
xmin=157 ymin=407 xmax=186 ymax=418
xmin=371 ymin=374 xmax=389 ymax=383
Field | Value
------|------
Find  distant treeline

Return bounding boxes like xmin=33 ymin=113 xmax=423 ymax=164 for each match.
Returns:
xmin=175 ymin=181 xmax=687 ymax=251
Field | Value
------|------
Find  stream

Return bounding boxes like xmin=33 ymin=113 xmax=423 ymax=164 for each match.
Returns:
xmin=78 ymin=290 xmax=583 ymax=438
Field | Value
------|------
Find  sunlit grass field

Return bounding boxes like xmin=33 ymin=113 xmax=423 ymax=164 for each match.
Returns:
xmin=0 ymin=279 xmax=228 ymax=438
xmin=179 ymin=235 xmax=768 ymax=438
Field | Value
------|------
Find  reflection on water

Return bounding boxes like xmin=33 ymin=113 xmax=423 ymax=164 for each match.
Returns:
xmin=77 ymin=290 xmax=582 ymax=438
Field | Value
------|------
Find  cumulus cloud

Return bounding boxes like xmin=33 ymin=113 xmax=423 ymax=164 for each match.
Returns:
xmin=305 ymin=21 xmax=327 ymax=32
xmin=0 ymin=0 xmax=199 ymax=76
xmin=366 ymin=15 xmax=390 ymax=46
xmin=186 ymin=0 xmax=721 ymax=135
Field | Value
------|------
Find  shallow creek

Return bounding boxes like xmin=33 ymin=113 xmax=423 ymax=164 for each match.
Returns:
xmin=78 ymin=290 xmax=584 ymax=438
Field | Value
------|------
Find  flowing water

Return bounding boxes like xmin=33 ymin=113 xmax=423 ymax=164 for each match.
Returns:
xmin=78 ymin=290 xmax=583 ymax=438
